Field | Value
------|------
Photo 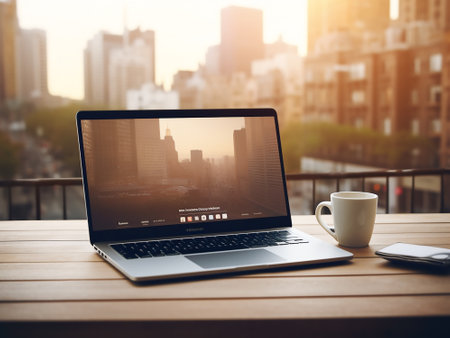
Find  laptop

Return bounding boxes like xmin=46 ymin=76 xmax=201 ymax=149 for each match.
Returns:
xmin=76 ymin=108 xmax=352 ymax=282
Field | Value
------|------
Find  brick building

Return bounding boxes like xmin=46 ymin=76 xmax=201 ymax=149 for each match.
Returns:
xmin=304 ymin=0 xmax=450 ymax=167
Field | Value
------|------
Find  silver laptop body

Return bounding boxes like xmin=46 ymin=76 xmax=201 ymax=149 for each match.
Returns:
xmin=76 ymin=108 xmax=352 ymax=282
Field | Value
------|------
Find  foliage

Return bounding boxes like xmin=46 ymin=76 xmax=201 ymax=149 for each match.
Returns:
xmin=0 ymin=131 xmax=21 ymax=179
xmin=26 ymin=104 xmax=83 ymax=176
xmin=280 ymin=122 xmax=435 ymax=173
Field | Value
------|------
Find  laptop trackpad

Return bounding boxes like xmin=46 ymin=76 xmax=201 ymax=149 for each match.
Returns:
xmin=186 ymin=249 xmax=285 ymax=269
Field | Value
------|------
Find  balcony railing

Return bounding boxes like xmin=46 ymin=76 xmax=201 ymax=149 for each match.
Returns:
xmin=0 ymin=168 xmax=449 ymax=220
xmin=286 ymin=168 xmax=450 ymax=214
xmin=0 ymin=177 xmax=82 ymax=220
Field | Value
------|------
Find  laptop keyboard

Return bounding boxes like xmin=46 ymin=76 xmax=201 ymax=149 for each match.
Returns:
xmin=111 ymin=230 xmax=309 ymax=259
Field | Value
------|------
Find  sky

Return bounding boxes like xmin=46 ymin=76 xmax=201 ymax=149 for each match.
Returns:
xmin=17 ymin=0 xmax=398 ymax=101
xmin=160 ymin=117 xmax=245 ymax=161
xmin=16 ymin=0 xmax=309 ymax=100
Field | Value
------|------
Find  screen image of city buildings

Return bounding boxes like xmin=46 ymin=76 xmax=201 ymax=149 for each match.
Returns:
xmin=81 ymin=116 xmax=287 ymax=230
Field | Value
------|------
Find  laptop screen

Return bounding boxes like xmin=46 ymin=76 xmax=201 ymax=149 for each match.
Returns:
xmin=79 ymin=114 xmax=288 ymax=232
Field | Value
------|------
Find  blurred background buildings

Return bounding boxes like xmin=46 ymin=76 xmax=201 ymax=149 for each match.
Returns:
xmin=0 ymin=0 xmax=449 ymax=217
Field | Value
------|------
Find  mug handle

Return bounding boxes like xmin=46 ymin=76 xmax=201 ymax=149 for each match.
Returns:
xmin=315 ymin=201 xmax=337 ymax=240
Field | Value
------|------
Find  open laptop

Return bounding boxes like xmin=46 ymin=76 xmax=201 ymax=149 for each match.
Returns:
xmin=76 ymin=108 xmax=352 ymax=282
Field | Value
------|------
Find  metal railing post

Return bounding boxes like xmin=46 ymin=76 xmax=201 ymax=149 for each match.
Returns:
xmin=312 ymin=179 xmax=316 ymax=215
xmin=35 ymin=185 xmax=41 ymax=220
xmin=63 ymin=185 xmax=68 ymax=220
xmin=385 ymin=176 xmax=390 ymax=214
xmin=7 ymin=186 xmax=12 ymax=220
xmin=441 ymin=173 xmax=445 ymax=213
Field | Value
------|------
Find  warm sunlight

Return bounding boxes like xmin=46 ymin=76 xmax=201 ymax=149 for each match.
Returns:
xmin=17 ymin=0 xmax=308 ymax=100
xmin=2 ymin=0 xmax=449 ymax=220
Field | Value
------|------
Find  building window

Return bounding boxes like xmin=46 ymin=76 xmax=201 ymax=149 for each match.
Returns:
xmin=430 ymin=85 xmax=442 ymax=104
xmin=384 ymin=118 xmax=391 ymax=135
xmin=321 ymin=88 xmax=330 ymax=105
xmin=411 ymin=89 xmax=418 ymax=105
xmin=414 ymin=58 xmax=421 ymax=75
xmin=306 ymin=91 xmax=315 ymax=105
xmin=351 ymin=90 xmax=365 ymax=104
xmin=349 ymin=63 xmax=366 ymax=80
xmin=429 ymin=54 xmax=442 ymax=72
xmin=386 ymin=87 xmax=393 ymax=105
xmin=411 ymin=119 xmax=419 ymax=135
xmin=306 ymin=69 xmax=314 ymax=83
xmin=355 ymin=118 xmax=364 ymax=129
xmin=431 ymin=119 xmax=441 ymax=133
xmin=324 ymin=66 xmax=334 ymax=82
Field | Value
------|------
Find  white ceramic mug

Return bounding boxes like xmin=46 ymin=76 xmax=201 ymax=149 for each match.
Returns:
xmin=315 ymin=191 xmax=378 ymax=247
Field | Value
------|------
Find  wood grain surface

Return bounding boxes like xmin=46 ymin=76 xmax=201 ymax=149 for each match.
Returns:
xmin=0 ymin=214 xmax=449 ymax=337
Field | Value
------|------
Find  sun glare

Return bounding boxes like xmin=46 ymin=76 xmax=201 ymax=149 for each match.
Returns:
xmin=17 ymin=0 xmax=308 ymax=100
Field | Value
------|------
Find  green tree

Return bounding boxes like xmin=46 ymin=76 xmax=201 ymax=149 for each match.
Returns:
xmin=281 ymin=122 xmax=435 ymax=173
xmin=26 ymin=104 xmax=83 ymax=176
xmin=0 ymin=131 xmax=20 ymax=179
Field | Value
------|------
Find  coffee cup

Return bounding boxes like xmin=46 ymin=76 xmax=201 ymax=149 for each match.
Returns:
xmin=315 ymin=191 xmax=378 ymax=247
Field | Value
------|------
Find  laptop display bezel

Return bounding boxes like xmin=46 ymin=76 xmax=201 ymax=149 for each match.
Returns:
xmin=76 ymin=108 xmax=292 ymax=244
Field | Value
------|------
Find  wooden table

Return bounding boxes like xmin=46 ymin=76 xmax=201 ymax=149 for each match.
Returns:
xmin=0 ymin=214 xmax=449 ymax=337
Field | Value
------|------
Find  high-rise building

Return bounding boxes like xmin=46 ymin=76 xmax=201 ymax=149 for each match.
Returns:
xmin=307 ymin=0 xmax=390 ymax=54
xmin=82 ymin=119 xmax=137 ymax=189
xmin=190 ymin=149 xmax=204 ymax=187
xmin=191 ymin=149 xmax=203 ymax=163
xmin=134 ymin=119 xmax=166 ymax=183
xmin=233 ymin=128 xmax=248 ymax=193
xmin=109 ymin=28 xmax=155 ymax=108
xmin=0 ymin=0 xmax=17 ymax=103
xmin=84 ymin=31 xmax=122 ymax=106
xmin=441 ymin=44 xmax=450 ymax=167
xmin=252 ymin=53 xmax=304 ymax=126
xmin=205 ymin=45 xmax=221 ymax=77
xmin=171 ymin=70 xmax=200 ymax=109
xmin=163 ymin=128 xmax=180 ymax=178
xmin=244 ymin=117 xmax=286 ymax=214
xmin=16 ymin=29 xmax=48 ymax=102
xmin=84 ymin=28 xmax=155 ymax=107
xmin=395 ymin=0 xmax=450 ymax=167
xmin=220 ymin=6 xmax=264 ymax=76
xmin=128 ymin=28 xmax=155 ymax=83
xmin=303 ymin=17 xmax=450 ymax=168
xmin=399 ymin=0 xmax=450 ymax=32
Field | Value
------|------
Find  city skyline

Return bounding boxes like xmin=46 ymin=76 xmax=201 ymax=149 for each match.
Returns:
xmin=81 ymin=115 xmax=286 ymax=228
xmin=17 ymin=0 xmax=307 ymax=100
xmin=160 ymin=117 xmax=245 ymax=161
xmin=16 ymin=0 xmax=400 ymax=100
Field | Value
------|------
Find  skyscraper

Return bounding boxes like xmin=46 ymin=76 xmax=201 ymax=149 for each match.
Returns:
xmin=233 ymin=127 xmax=248 ymax=193
xmin=220 ymin=6 xmax=264 ymax=76
xmin=84 ymin=31 xmax=122 ymax=106
xmin=84 ymin=28 xmax=155 ymax=108
xmin=109 ymin=28 xmax=155 ymax=108
xmin=190 ymin=149 xmax=204 ymax=187
xmin=244 ymin=117 xmax=285 ymax=214
xmin=82 ymin=119 xmax=137 ymax=189
xmin=134 ymin=119 xmax=166 ymax=183
xmin=16 ymin=29 xmax=48 ymax=102
xmin=163 ymin=128 xmax=180 ymax=178
xmin=307 ymin=0 xmax=390 ymax=54
xmin=0 ymin=0 xmax=17 ymax=103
